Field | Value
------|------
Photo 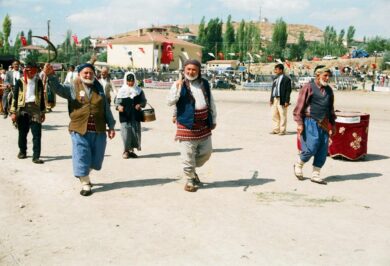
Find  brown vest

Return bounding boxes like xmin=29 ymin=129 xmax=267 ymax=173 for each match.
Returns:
xmin=68 ymin=79 xmax=106 ymax=135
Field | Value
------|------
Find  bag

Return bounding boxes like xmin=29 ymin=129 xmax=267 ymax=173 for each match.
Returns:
xmin=141 ymin=103 xmax=156 ymax=122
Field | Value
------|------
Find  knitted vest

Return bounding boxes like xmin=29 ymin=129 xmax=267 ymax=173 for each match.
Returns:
xmin=68 ymin=79 xmax=106 ymax=135
xmin=310 ymin=81 xmax=332 ymax=122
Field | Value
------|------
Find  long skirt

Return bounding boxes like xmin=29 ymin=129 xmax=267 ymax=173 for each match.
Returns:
xmin=120 ymin=121 xmax=141 ymax=151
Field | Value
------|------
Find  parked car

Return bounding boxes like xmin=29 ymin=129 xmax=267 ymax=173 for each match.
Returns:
xmin=297 ymin=77 xmax=314 ymax=89
xmin=323 ymin=55 xmax=337 ymax=60
xmin=213 ymin=80 xmax=236 ymax=90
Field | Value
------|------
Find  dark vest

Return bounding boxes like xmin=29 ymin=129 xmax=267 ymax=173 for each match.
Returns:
xmin=68 ymin=79 xmax=106 ymax=135
xmin=118 ymin=92 xmax=144 ymax=123
xmin=310 ymin=81 xmax=333 ymax=122
xmin=176 ymin=78 xmax=212 ymax=129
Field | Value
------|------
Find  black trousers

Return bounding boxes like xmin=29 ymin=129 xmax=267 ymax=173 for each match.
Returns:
xmin=17 ymin=113 xmax=42 ymax=159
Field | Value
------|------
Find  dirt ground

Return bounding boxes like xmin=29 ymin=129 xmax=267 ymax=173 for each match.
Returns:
xmin=1 ymin=88 xmax=389 ymax=265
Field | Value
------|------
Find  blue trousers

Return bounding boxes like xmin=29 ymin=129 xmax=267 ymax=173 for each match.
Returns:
xmin=300 ymin=118 xmax=329 ymax=168
xmin=71 ymin=132 xmax=107 ymax=177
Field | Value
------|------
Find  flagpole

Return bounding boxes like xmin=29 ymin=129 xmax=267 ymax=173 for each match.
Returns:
xmin=47 ymin=19 xmax=51 ymax=61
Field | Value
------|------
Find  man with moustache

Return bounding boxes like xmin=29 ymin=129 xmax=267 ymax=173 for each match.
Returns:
xmin=293 ymin=66 xmax=336 ymax=185
xmin=10 ymin=62 xmax=46 ymax=164
xmin=43 ymin=63 xmax=116 ymax=196
xmin=167 ymin=59 xmax=217 ymax=192
xmin=98 ymin=66 xmax=116 ymax=105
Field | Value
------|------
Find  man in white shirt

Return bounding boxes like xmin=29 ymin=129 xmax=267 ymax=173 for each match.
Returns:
xmin=64 ymin=65 xmax=76 ymax=84
xmin=4 ymin=61 xmax=22 ymax=118
xmin=167 ymin=59 xmax=217 ymax=192
xmin=10 ymin=62 xmax=46 ymax=164
xmin=98 ymin=66 xmax=116 ymax=104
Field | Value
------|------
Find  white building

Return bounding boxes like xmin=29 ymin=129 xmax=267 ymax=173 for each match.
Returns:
xmin=107 ymin=29 xmax=202 ymax=70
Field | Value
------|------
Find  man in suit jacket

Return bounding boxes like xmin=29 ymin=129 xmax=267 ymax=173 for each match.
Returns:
xmin=269 ymin=63 xmax=292 ymax=135
xmin=3 ymin=60 xmax=23 ymax=118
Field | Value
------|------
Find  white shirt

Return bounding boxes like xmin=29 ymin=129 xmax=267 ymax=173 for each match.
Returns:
xmin=167 ymin=80 xmax=217 ymax=123
xmin=273 ymin=75 xmax=283 ymax=97
xmin=13 ymin=70 xmax=21 ymax=84
xmin=64 ymin=71 xmax=76 ymax=84
xmin=25 ymin=78 xmax=36 ymax=103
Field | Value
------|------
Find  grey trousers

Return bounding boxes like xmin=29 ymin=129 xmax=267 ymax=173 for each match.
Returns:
xmin=178 ymin=136 xmax=212 ymax=181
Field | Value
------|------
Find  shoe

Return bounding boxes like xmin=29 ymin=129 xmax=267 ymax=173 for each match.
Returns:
xmin=80 ymin=188 xmax=92 ymax=196
xmin=269 ymin=131 xmax=279 ymax=134
xmin=278 ymin=132 xmax=286 ymax=136
xmin=17 ymin=152 xmax=27 ymax=159
xmin=193 ymin=173 xmax=202 ymax=186
xmin=184 ymin=179 xmax=198 ymax=192
xmin=3 ymin=114 xmax=8 ymax=119
xmin=294 ymin=163 xmax=304 ymax=180
xmin=310 ymin=167 xmax=327 ymax=185
xmin=122 ymin=151 xmax=130 ymax=159
xmin=32 ymin=158 xmax=44 ymax=164
xmin=129 ymin=152 xmax=138 ymax=158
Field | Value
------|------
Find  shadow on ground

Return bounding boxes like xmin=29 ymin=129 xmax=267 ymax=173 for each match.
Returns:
xmin=138 ymin=148 xmax=243 ymax=159
xmin=325 ymin=172 xmax=382 ymax=182
xmin=200 ymin=170 xmax=275 ymax=190
xmin=92 ymin=178 xmax=178 ymax=193
xmin=42 ymin=124 xmax=67 ymax=131
xmin=41 ymin=155 xmax=72 ymax=162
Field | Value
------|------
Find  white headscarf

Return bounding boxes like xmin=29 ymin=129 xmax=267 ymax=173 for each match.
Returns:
xmin=116 ymin=71 xmax=142 ymax=99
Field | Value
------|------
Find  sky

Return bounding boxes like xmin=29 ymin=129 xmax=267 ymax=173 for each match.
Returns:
xmin=0 ymin=0 xmax=389 ymax=45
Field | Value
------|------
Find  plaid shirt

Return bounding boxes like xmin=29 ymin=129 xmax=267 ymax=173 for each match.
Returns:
xmin=293 ymin=81 xmax=336 ymax=126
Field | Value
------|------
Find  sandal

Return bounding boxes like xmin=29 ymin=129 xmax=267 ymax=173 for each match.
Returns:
xmin=122 ymin=151 xmax=130 ymax=159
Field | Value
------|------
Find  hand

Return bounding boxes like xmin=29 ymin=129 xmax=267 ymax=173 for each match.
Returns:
xmin=297 ymin=124 xmax=304 ymax=135
xmin=329 ymin=125 xmax=336 ymax=137
xmin=10 ymin=113 xmax=17 ymax=122
xmin=40 ymin=113 xmax=45 ymax=123
xmin=118 ymin=106 xmax=124 ymax=112
xmin=43 ymin=63 xmax=55 ymax=76
xmin=211 ymin=124 xmax=217 ymax=130
xmin=172 ymin=116 xmax=177 ymax=124
xmin=135 ymin=104 xmax=141 ymax=111
xmin=284 ymin=103 xmax=290 ymax=108
xmin=107 ymin=129 xmax=115 ymax=139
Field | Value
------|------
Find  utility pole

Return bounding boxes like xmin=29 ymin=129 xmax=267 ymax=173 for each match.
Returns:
xmin=47 ymin=19 xmax=51 ymax=60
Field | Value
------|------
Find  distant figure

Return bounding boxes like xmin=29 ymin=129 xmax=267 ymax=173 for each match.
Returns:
xmin=115 ymin=72 xmax=147 ymax=159
xmin=98 ymin=66 xmax=116 ymax=105
xmin=4 ymin=60 xmax=22 ymax=118
xmin=269 ymin=64 xmax=292 ymax=135
xmin=64 ymin=65 xmax=76 ymax=85
xmin=293 ymin=66 xmax=336 ymax=185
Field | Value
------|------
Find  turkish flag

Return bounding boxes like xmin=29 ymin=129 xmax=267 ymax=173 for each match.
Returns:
xmin=107 ymin=42 xmax=112 ymax=49
xmin=72 ymin=35 xmax=79 ymax=45
xmin=139 ymin=47 xmax=145 ymax=54
xmin=20 ymin=36 xmax=27 ymax=46
xmin=161 ymin=42 xmax=173 ymax=64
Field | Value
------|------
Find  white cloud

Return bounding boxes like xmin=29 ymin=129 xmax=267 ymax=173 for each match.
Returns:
xmin=218 ymin=0 xmax=310 ymax=17
xmin=66 ymin=0 xmax=184 ymax=37
xmin=309 ymin=7 xmax=362 ymax=22
xmin=34 ymin=5 xmax=43 ymax=12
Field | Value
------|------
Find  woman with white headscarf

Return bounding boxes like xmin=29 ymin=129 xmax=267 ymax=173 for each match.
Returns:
xmin=115 ymin=72 xmax=147 ymax=158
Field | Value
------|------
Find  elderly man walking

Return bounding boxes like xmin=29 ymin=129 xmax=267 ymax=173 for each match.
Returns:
xmin=44 ymin=63 xmax=116 ymax=196
xmin=293 ymin=66 xmax=336 ymax=185
xmin=167 ymin=59 xmax=217 ymax=192
xmin=98 ymin=66 xmax=116 ymax=105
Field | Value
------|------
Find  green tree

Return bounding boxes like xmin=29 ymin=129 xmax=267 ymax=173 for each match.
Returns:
xmin=202 ymin=18 xmax=223 ymax=62
xmin=2 ymin=14 xmax=12 ymax=54
xmin=98 ymin=51 xmax=107 ymax=62
xmin=337 ymin=29 xmax=345 ymax=47
xmin=27 ymin=29 xmax=32 ymax=45
xmin=346 ymin=25 xmax=356 ymax=47
xmin=223 ymin=15 xmax=235 ymax=57
xmin=197 ymin=16 xmax=206 ymax=45
xmin=0 ymin=32 xmax=4 ymax=54
xmin=13 ymin=33 xmax=21 ymax=58
xmin=235 ymin=20 xmax=246 ymax=61
xmin=271 ymin=18 xmax=288 ymax=60
xmin=365 ymin=36 xmax=390 ymax=53
xmin=381 ymin=51 xmax=390 ymax=70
